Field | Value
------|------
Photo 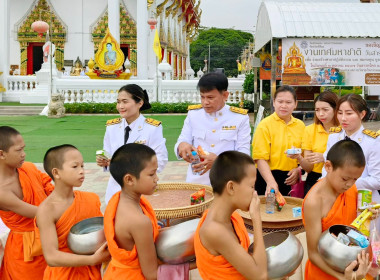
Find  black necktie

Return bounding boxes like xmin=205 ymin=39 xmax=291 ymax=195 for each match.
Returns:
xmin=124 ymin=126 xmax=131 ymax=144
xmin=345 ymin=136 xmax=351 ymax=140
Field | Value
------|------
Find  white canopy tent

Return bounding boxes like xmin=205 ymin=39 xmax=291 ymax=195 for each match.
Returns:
xmin=254 ymin=0 xmax=380 ymax=99
xmin=255 ymin=0 xmax=380 ymax=54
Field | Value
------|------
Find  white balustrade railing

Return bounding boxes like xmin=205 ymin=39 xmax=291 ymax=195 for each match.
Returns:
xmin=2 ymin=75 xmax=248 ymax=104
xmin=55 ymin=78 xmax=154 ymax=103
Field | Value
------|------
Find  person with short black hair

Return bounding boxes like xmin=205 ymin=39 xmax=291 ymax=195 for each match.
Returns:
xmin=252 ymin=85 xmax=305 ymax=196
xmin=0 ymin=126 xmax=54 ymax=279
xmin=174 ymin=72 xmax=251 ymax=186
xmin=194 ymin=151 xmax=267 ymax=279
xmin=37 ymin=144 xmax=109 ymax=279
xmin=97 ymin=84 xmax=168 ymax=204
xmin=103 ymin=144 xmax=161 ymax=279
xmin=303 ymin=140 xmax=371 ymax=280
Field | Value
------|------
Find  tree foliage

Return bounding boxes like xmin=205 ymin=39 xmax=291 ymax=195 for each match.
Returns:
xmin=190 ymin=27 xmax=253 ymax=78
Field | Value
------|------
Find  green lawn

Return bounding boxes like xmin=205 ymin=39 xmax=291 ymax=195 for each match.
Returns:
xmin=0 ymin=115 xmax=186 ymax=162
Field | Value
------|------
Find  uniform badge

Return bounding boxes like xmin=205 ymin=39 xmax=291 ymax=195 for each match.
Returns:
xmin=135 ymin=140 xmax=147 ymax=145
xmin=106 ymin=118 xmax=122 ymax=126
xmin=329 ymin=126 xmax=342 ymax=133
xmin=363 ymin=129 xmax=380 ymax=139
xmin=222 ymin=126 xmax=237 ymax=130
xmin=145 ymin=118 xmax=162 ymax=127
xmin=229 ymin=106 xmax=248 ymax=115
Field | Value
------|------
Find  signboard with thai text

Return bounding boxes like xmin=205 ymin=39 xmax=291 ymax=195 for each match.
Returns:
xmin=281 ymin=38 xmax=380 ymax=86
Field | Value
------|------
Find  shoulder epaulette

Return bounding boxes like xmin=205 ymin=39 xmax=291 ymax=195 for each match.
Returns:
xmin=145 ymin=118 xmax=161 ymax=127
xmin=229 ymin=106 xmax=248 ymax=115
xmin=329 ymin=126 xmax=342 ymax=133
xmin=187 ymin=104 xmax=203 ymax=111
xmin=106 ymin=118 xmax=122 ymax=126
xmin=363 ymin=129 xmax=380 ymax=139
xmin=377 ymin=130 xmax=380 ymax=135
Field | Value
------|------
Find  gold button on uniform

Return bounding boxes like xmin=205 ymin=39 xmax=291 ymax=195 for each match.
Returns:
xmin=219 ymin=112 xmax=222 ymax=116
xmin=212 ymin=129 xmax=216 ymax=133
xmin=214 ymin=118 xmax=218 ymax=122
xmin=211 ymin=144 xmax=215 ymax=147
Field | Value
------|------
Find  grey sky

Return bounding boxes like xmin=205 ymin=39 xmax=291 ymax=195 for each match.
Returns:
xmin=199 ymin=0 xmax=261 ymax=34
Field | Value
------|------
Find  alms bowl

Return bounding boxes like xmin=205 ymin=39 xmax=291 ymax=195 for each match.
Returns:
xmin=156 ymin=218 xmax=200 ymax=264
xmin=249 ymin=231 xmax=304 ymax=280
xmin=318 ymin=224 xmax=369 ymax=273
xmin=67 ymin=217 xmax=106 ymax=255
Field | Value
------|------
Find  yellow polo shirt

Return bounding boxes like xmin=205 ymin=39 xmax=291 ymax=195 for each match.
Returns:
xmin=301 ymin=123 xmax=329 ymax=174
xmin=252 ymin=112 xmax=305 ymax=171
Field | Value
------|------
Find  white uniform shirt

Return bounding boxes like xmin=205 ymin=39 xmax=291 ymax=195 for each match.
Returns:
xmin=322 ymin=126 xmax=380 ymax=205
xmin=103 ymin=114 xmax=168 ymax=203
xmin=174 ymin=104 xmax=251 ymax=185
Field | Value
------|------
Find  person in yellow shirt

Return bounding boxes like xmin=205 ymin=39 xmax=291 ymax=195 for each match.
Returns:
xmin=296 ymin=91 xmax=339 ymax=195
xmin=252 ymin=85 xmax=305 ymax=196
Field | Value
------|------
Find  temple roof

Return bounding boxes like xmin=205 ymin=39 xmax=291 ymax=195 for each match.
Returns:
xmin=254 ymin=1 xmax=380 ymax=53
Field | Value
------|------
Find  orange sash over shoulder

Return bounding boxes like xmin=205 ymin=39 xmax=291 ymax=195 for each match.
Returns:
xmin=0 ymin=162 xmax=54 ymax=280
xmin=302 ymin=183 xmax=358 ymax=280
xmin=42 ymin=191 xmax=103 ymax=280
xmin=103 ymin=193 xmax=159 ymax=280
xmin=194 ymin=210 xmax=250 ymax=280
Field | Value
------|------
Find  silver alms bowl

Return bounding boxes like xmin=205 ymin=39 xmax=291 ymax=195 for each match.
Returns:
xmin=67 ymin=216 xmax=106 ymax=255
xmin=249 ymin=231 xmax=304 ymax=279
xmin=156 ymin=218 xmax=200 ymax=264
xmin=318 ymin=224 xmax=369 ymax=273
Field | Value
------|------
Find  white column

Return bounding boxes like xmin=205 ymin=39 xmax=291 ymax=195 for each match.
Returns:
xmin=137 ymin=0 xmax=148 ymax=79
xmin=108 ymin=0 xmax=120 ymax=44
xmin=0 ymin=0 xmax=10 ymax=95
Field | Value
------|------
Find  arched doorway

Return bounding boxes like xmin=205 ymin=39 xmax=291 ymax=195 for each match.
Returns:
xmin=16 ymin=0 xmax=67 ymax=75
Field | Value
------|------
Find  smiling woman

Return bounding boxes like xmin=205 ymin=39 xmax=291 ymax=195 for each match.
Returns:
xmin=96 ymin=84 xmax=168 ymax=204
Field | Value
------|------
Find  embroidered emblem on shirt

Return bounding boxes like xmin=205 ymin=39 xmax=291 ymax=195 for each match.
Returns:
xmin=229 ymin=106 xmax=248 ymax=115
xmin=106 ymin=118 xmax=122 ymax=126
xmin=329 ymin=126 xmax=342 ymax=133
xmin=363 ymin=129 xmax=379 ymax=139
xmin=135 ymin=140 xmax=147 ymax=144
xmin=222 ymin=126 xmax=237 ymax=130
xmin=188 ymin=104 xmax=203 ymax=110
xmin=145 ymin=118 xmax=161 ymax=127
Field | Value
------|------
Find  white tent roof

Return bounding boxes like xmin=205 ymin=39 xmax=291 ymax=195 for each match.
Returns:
xmin=254 ymin=1 xmax=380 ymax=53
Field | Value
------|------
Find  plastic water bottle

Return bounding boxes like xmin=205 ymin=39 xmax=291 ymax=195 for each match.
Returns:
xmin=266 ymin=189 xmax=275 ymax=214
xmin=191 ymin=151 xmax=201 ymax=175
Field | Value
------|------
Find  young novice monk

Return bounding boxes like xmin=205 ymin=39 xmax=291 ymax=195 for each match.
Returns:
xmin=103 ymin=143 xmax=161 ymax=279
xmin=303 ymin=140 xmax=371 ymax=280
xmin=0 ymin=126 xmax=54 ymax=280
xmin=36 ymin=144 xmax=110 ymax=279
xmin=194 ymin=150 xmax=268 ymax=280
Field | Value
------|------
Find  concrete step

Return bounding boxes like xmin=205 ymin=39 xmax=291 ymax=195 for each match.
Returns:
xmin=0 ymin=106 xmax=45 ymax=115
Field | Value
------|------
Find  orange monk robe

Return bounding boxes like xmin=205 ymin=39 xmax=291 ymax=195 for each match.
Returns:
xmin=194 ymin=210 xmax=250 ymax=280
xmin=42 ymin=191 xmax=103 ymax=280
xmin=0 ymin=162 xmax=54 ymax=280
xmin=302 ymin=183 xmax=370 ymax=280
xmin=103 ymin=193 xmax=160 ymax=280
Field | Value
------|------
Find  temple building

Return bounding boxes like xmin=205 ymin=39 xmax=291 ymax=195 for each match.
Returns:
xmin=0 ymin=0 xmax=201 ymax=81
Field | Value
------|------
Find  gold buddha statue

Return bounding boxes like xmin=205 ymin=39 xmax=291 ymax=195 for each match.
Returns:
xmin=283 ymin=43 xmax=306 ymax=74
xmin=70 ymin=57 xmax=83 ymax=76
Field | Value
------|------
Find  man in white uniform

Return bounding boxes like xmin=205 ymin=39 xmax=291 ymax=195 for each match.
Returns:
xmin=174 ymin=72 xmax=251 ymax=185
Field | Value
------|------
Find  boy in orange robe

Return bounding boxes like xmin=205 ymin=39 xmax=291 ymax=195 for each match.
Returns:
xmin=103 ymin=143 xmax=161 ymax=279
xmin=303 ymin=140 xmax=371 ymax=280
xmin=0 ymin=126 xmax=53 ymax=280
xmin=194 ymin=151 xmax=268 ymax=280
xmin=36 ymin=144 xmax=110 ymax=280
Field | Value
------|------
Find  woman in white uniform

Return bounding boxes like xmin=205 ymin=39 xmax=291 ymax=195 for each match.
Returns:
xmin=96 ymin=84 xmax=168 ymax=204
xmin=323 ymin=94 xmax=380 ymax=227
